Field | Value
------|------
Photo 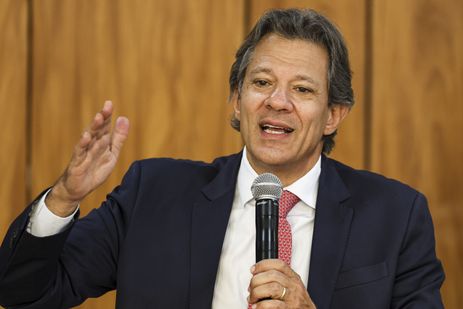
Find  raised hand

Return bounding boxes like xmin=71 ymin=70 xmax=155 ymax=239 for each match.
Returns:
xmin=45 ymin=100 xmax=130 ymax=217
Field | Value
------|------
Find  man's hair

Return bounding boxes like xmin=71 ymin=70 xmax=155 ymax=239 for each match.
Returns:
xmin=229 ymin=8 xmax=354 ymax=154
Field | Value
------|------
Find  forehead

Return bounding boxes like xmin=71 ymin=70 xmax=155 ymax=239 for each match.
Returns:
xmin=247 ymin=34 xmax=329 ymax=83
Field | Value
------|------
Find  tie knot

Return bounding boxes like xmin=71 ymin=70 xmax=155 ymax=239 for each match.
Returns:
xmin=279 ymin=190 xmax=300 ymax=218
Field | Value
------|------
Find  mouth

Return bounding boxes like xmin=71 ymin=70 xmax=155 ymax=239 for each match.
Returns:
xmin=260 ymin=123 xmax=294 ymax=135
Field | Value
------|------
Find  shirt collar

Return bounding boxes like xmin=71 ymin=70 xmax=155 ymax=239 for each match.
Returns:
xmin=236 ymin=147 xmax=321 ymax=209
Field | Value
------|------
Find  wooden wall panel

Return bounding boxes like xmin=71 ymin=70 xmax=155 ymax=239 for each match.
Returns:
xmin=30 ymin=0 xmax=244 ymax=308
xmin=2 ymin=1 xmax=459 ymax=308
xmin=371 ymin=0 xmax=463 ymax=307
xmin=250 ymin=0 xmax=367 ymax=169
xmin=0 ymin=0 xmax=27 ymax=246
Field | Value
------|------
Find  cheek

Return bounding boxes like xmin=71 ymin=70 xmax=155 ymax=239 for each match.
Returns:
xmin=242 ymin=84 xmax=270 ymax=103
xmin=237 ymin=95 xmax=263 ymax=120
xmin=299 ymin=106 xmax=330 ymax=136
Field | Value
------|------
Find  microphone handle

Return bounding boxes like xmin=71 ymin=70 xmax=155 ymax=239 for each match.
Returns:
xmin=255 ymin=198 xmax=279 ymax=262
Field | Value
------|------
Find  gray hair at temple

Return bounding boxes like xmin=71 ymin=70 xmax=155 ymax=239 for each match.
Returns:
xmin=229 ymin=8 xmax=354 ymax=154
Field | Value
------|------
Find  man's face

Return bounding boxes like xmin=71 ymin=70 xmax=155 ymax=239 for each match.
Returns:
xmin=233 ymin=34 xmax=347 ymax=184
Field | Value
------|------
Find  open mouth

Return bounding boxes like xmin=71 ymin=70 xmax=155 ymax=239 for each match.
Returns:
xmin=260 ymin=124 xmax=294 ymax=135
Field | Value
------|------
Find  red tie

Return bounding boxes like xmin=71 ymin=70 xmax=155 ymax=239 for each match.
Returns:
xmin=278 ymin=190 xmax=300 ymax=265
xmin=248 ymin=190 xmax=299 ymax=308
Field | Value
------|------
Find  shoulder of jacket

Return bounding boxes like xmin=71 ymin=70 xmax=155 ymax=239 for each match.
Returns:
xmin=327 ymin=157 xmax=421 ymax=199
xmin=130 ymin=152 xmax=241 ymax=182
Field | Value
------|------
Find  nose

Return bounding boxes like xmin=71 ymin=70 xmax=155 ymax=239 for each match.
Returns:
xmin=264 ymin=86 xmax=294 ymax=112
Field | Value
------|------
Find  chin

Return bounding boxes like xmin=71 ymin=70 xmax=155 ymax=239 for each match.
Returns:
xmin=251 ymin=147 xmax=294 ymax=169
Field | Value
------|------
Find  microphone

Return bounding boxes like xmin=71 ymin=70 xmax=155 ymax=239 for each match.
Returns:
xmin=251 ymin=173 xmax=283 ymax=262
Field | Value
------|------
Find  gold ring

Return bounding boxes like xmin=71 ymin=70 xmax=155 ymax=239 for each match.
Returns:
xmin=279 ymin=286 xmax=287 ymax=300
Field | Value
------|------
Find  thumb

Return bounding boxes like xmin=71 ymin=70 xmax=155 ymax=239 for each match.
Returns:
xmin=111 ymin=116 xmax=130 ymax=157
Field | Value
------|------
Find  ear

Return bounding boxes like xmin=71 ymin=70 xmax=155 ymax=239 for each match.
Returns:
xmin=323 ymin=104 xmax=350 ymax=135
xmin=231 ymin=91 xmax=241 ymax=121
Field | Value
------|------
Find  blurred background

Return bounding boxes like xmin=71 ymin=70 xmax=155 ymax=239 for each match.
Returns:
xmin=1 ymin=0 xmax=461 ymax=308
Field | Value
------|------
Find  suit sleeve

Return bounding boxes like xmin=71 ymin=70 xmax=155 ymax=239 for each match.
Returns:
xmin=391 ymin=193 xmax=445 ymax=308
xmin=0 ymin=161 xmax=142 ymax=309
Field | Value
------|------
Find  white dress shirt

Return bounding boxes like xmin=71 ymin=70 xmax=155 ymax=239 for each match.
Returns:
xmin=28 ymin=149 xmax=321 ymax=308
xmin=27 ymin=189 xmax=77 ymax=236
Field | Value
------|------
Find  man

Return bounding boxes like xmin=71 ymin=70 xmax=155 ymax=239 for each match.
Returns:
xmin=0 ymin=8 xmax=444 ymax=309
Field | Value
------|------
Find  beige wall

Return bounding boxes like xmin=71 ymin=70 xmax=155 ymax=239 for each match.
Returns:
xmin=1 ymin=0 xmax=461 ymax=307
xmin=0 ymin=0 xmax=27 ymax=271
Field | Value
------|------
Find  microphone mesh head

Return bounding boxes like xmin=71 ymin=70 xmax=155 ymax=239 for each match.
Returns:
xmin=251 ymin=173 xmax=283 ymax=200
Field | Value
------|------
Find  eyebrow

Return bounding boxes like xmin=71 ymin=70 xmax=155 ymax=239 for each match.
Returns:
xmin=248 ymin=66 xmax=320 ymax=87
xmin=294 ymin=74 xmax=319 ymax=87
xmin=249 ymin=66 xmax=273 ymax=75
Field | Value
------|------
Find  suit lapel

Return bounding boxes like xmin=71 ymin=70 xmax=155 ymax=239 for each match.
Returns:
xmin=189 ymin=153 xmax=242 ymax=309
xmin=308 ymin=156 xmax=353 ymax=309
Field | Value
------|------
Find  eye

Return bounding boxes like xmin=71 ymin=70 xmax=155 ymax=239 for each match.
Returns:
xmin=294 ymin=86 xmax=314 ymax=94
xmin=253 ymin=79 xmax=271 ymax=88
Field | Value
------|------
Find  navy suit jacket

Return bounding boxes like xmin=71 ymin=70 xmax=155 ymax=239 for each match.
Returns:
xmin=0 ymin=153 xmax=444 ymax=308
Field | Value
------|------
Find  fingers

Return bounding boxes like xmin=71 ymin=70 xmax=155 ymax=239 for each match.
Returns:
xmin=84 ymin=112 xmax=129 ymax=162
xmin=69 ymin=130 xmax=91 ymax=169
xmin=82 ymin=100 xmax=117 ymax=147
xmin=248 ymin=260 xmax=311 ymax=307
xmin=87 ymin=132 xmax=112 ymax=161
xmin=248 ymin=267 xmax=289 ymax=304
xmin=72 ymin=101 xmax=128 ymax=166
xmin=100 ymin=100 xmax=113 ymax=118
xmin=110 ymin=116 xmax=130 ymax=157
xmin=75 ymin=131 xmax=92 ymax=157
xmin=89 ymin=100 xmax=113 ymax=139
xmin=253 ymin=259 xmax=297 ymax=278
xmin=250 ymin=268 xmax=289 ymax=291
xmin=250 ymin=299 xmax=286 ymax=309
xmin=71 ymin=101 xmax=112 ymax=161
xmin=54 ymin=101 xmax=128 ymax=207
xmin=249 ymin=280 xmax=287 ymax=304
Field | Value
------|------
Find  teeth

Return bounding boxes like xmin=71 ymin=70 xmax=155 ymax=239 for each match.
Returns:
xmin=264 ymin=127 xmax=286 ymax=134
xmin=262 ymin=124 xmax=293 ymax=134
